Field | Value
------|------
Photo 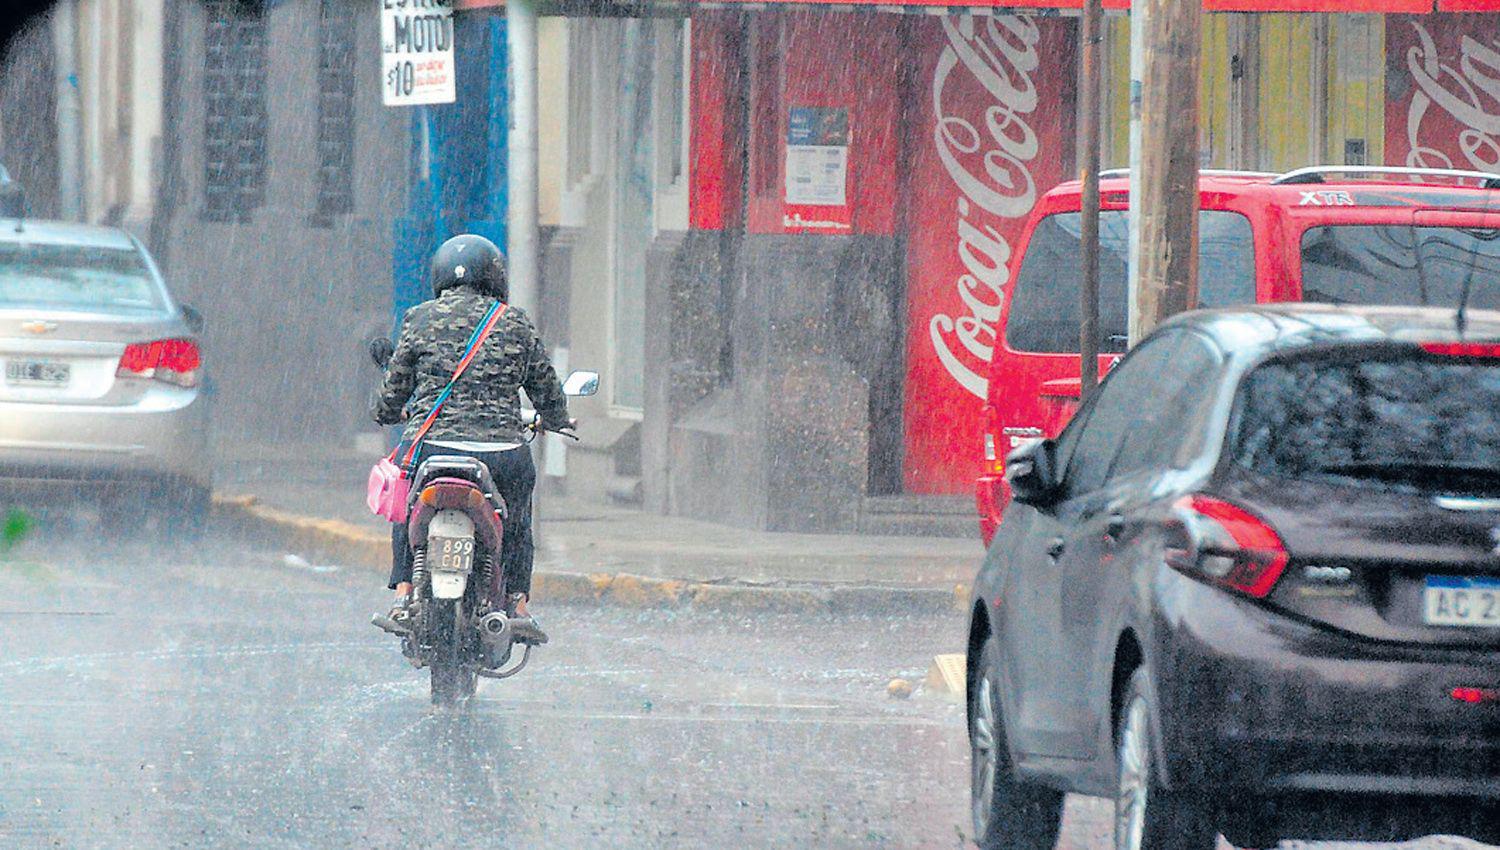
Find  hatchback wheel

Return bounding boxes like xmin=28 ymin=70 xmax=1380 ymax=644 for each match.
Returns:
xmin=970 ymin=635 xmax=1064 ymax=850
xmin=1115 ymin=668 xmax=1217 ymax=850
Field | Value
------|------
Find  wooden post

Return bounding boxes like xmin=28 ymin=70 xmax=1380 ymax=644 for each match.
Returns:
xmin=1078 ymin=0 xmax=1103 ymax=399
xmin=1136 ymin=0 xmax=1202 ymax=333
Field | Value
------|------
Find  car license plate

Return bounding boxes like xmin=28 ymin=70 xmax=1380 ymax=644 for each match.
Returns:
xmin=4 ymin=359 xmax=70 ymax=387
xmin=430 ymin=536 xmax=475 ymax=572
xmin=1424 ymin=575 xmax=1500 ymax=627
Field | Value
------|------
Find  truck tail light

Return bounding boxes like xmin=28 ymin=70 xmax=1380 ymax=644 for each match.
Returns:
xmin=1166 ymin=495 xmax=1288 ymax=599
xmin=117 ymin=339 xmax=201 ymax=388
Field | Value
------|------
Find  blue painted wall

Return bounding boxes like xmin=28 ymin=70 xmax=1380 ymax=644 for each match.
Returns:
xmin=392 ymin=14 xmax=509 ymax=328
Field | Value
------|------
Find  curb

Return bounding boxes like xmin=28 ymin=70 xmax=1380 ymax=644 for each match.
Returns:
xmin=212 ymin=494 xmax=969 ymax=616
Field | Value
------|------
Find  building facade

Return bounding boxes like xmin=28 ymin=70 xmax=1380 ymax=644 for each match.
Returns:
xmin=524 ymin=6 xmax=1500 ymax=533
xmin=156 ymin=0 xmax=410 ymax=445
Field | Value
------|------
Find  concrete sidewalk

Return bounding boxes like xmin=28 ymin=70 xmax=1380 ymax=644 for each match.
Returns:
xmin=214 ymin=442 xmax=984 ymax=613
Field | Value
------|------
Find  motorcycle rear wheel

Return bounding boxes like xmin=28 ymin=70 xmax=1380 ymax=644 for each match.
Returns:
xmin=428 ymin=599 xmax=477 ymax=706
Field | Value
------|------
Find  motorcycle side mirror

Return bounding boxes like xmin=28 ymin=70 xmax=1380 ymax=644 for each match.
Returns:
xmin=369 ymin=336 xmax=394 ymax=368
xmin=562 ymin=370 xmax=599 ymax=397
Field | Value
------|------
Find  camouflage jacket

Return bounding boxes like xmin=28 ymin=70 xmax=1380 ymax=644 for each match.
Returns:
xmin=372 ymin=286 xmax=569 ymax=445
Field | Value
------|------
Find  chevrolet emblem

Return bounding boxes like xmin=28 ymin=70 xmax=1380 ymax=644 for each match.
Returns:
xmin=20 ymin=320 xmax=59 ymax=335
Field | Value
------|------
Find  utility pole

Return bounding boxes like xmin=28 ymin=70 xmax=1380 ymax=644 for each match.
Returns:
xmin=1126 ymin=0 xmax=1149 ymax=346
xmin=1078 ymin=0 xmax=1103 ymax=399
xmin=506 ymin=0 xmax=540 ymax=315
xmin=52 ymin=0 xmax=84 ymax=221
xmin=1136 ymin=0 xmax=1202 ymax=333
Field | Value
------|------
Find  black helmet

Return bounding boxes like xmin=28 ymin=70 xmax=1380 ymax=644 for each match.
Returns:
xmin=430 ymin=234 xmax=508 ymax=300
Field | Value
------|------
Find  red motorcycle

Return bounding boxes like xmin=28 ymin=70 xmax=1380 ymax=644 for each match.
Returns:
xmin=370 ymin=348 xmax=598 ymax=704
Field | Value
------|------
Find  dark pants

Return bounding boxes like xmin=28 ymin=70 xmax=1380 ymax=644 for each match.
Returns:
xmin=388 ymin=443 xmax=537 ymax=597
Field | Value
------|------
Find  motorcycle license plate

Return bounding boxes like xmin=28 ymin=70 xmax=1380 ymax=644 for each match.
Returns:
xmin=431 ymin=536 xmax=475 ymax=572
xmin=1424 ymin=575 xmax=1500 ymax=628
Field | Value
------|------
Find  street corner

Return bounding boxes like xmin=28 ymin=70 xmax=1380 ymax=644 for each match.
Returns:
xmin=531 ymin=571 xmax=611 ymax=605
xmin=687 ymin=583 xmax=831 ymax=616
xmin=603 ymin=573 xmax=688 ymax=608
xmin=210 ymin=494 xmax=387 ymax=570
xmin=828 ymin=584 xmax=965 ymax=617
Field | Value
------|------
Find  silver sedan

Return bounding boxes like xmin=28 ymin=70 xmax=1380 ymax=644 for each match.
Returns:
xmin=0 ymin=219 xmax=210 ymax=531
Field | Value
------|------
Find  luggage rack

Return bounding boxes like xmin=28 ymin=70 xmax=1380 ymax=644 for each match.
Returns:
xmin=1097 ymin=168 xmax=1277 ymax=180
xmin=1096 ymin=165 xmax=1500 ymax=189
xmin=1273 ymin=165 xmax=1500 ymax=189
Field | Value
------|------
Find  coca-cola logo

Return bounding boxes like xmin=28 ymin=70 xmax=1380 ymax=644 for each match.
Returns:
xmin=1404 ymin=21 xmax=1500 ymax=175
xmin=928 ymin=15 xmax=1042 ymax=400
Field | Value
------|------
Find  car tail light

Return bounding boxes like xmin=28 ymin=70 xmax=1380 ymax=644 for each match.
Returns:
xmin=1167 ymin=495 xmax=1288 ymax=599
xmin=117 ymin=339 xmax=201 ymax=388
xmin=1420 ymin=342 xmax=1500 ymax=358
xmin=1451 ymin=687 xmax=1500 ymax=704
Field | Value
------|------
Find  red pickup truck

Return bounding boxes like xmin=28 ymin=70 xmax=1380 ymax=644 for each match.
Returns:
xmin=976 ymin=166 xmax=1500 ymax=544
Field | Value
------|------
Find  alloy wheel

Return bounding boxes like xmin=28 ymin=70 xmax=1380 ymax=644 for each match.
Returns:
xmin=1115 ymin=695 xmax=1151 ymax=850
xmin=971 ymin=676 xmax=999 ymax=837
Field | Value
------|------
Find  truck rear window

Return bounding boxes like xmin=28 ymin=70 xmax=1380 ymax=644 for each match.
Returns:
xmin=1300 ymin=225 xmax=1500 ymax=310
xmin=1006 ymin=210 xmax=1255 ymax=354
xmin=1233 ymin=352 xmax=1500 ymax=495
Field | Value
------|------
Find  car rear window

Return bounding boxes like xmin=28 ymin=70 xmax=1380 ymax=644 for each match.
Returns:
xmin=1300 ymin=225 xmax=1500 ymax=310
xmin=1005 ymin=210 xmax=1256 ymax=354
xmin=1232 ymin=351 xmax=1500 ymax=495
xmin=0 ymin=243 xmax=165 ymax=313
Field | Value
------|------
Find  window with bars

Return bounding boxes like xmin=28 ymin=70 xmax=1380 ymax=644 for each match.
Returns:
xmin=202 ymin=1 xmax=268 ymax=223
xmin=314 ymin=0 xmax=356 ymax=222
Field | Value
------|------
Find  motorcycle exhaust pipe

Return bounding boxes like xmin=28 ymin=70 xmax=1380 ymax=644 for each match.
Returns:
xmin=478 ymin=612 xmax=512 ymax=646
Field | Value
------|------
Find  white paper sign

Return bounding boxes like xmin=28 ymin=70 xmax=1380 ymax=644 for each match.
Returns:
xmin=784 ymin=107 xmax=850 ymax=207
xmin=381 ymin=0 xmax=456 ymax=107
xmin=785 ymin=145 xmax=849 ymax=206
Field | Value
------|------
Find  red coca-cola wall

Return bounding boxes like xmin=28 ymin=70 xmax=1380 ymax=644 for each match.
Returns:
xmin=688 ymin=10 xmax=745 ymax=232
xmin=1385 ymin=13 xmax=1500 ymax=176
xmin=689 ymin=11 xmax=902 ymax=235
xmin=901 ymin=14 xmax=1078 ymax=495
xmin=741 ymin=12 xmax=903 ymax=235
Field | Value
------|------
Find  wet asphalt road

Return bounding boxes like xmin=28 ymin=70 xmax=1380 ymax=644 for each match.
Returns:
xmin=0 ymin=536 xmax=1491 ymax=849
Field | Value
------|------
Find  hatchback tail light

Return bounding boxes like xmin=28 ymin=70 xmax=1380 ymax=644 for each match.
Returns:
xmin=1419 ymin=342 xmax=1500 ymax=358
xmin=117 ymin=339 xmax=201 ymax=388
xmin=1166 ymin=495 xmax=1288 ymax=599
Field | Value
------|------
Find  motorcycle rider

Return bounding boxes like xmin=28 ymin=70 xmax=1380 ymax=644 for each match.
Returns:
xmin=373 ymin=234 xmax=570 ymax=644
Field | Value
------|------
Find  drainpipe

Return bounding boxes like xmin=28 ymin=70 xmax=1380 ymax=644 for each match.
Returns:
xmin=53 ymin=0 xmax=84 ymax=221
xmin=506 ymin=0 xmax=539 ymax=315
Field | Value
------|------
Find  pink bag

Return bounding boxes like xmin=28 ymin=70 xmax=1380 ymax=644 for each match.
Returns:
xmin=367 ymin=301 xmax=508 ymax=524
xmin=367 ymin=454 xmax=411 ymax=522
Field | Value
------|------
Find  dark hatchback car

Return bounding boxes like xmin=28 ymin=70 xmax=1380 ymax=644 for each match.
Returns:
xmin=966 ymin=304 xmax=1500 ymax=850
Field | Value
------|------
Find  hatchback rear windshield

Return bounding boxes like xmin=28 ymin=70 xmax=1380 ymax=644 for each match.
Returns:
xmin=1300 ymin=225 xmax=1500 ymax=311
xmin=1006 ymin=210 xmax=1256 ymax=354
xmin=0 ymin=243 xmax=165 ymax=313
xmin=1233 ymin=352 xmax=1500 ymax=495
